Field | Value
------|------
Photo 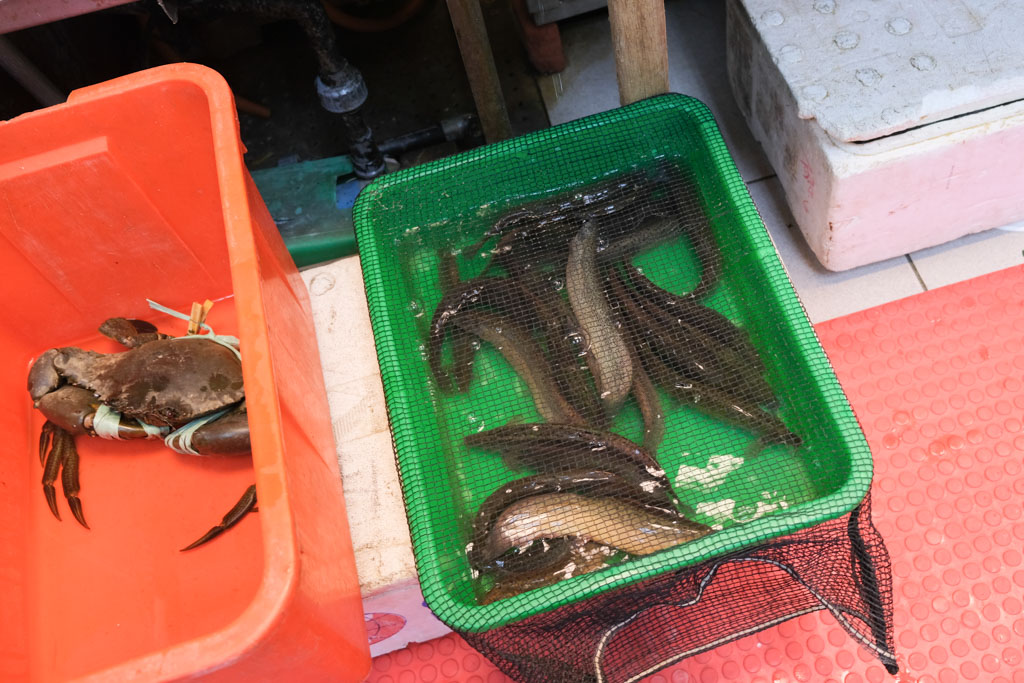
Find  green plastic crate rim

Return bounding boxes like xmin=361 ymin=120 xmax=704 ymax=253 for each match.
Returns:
xmin=353 ymin=93 xmax=873 ymax=633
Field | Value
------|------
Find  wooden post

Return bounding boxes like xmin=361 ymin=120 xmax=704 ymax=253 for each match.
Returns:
xmin=607 ymin=0 xmax=670 ymax=105
xmin=446 ymin=0 xmax=513 ymax=143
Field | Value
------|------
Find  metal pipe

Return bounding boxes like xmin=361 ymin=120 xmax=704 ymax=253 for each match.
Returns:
xmin=181 ymin=0 xmax=346 ymax=81
xmin=180 ymin=0 xmax=386 ymax=178
xmin=377 ymin=114 xmax=476 ymax=156
xmin=336 ymin=110 xmax=386 ymax=178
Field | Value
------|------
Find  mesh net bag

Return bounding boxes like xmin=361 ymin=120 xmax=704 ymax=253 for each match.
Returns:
xmin=354 ymin=95 xmax=895 ymax=680
xmin=460 ymin=494 xmax=896 ymax=682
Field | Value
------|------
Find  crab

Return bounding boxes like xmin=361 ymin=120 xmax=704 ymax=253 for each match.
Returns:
xmin=27 ymin=316 xmax=256 ymax=550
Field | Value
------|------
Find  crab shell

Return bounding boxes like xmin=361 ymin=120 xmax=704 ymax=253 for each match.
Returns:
xmin=45 ymin=337 xmax=244 ymax=428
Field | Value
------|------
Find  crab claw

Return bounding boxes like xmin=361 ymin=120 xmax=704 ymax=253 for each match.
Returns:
xmin=98 ymin=318 xmax=168 ymax=348
xmin=40 ymin=421 xmax=88 ymax=528
xmin=181 ymin=484 xmax=257 ymax=551
xmin=28 ymin=349 xmax=63 ymax=402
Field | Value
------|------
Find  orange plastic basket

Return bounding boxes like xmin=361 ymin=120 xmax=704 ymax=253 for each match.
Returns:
xmin=0 ymin=64 xmax=370 ymax=682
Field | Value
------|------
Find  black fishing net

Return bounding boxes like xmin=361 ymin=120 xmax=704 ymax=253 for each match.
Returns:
xmin=460 ymin=494 xmax=896 ymax=682
xmin=354 ymin=95 xmax=896 ymax=682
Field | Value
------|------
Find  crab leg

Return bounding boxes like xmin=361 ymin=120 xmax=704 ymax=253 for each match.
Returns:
xmin=39 ymin=420 xmax=56 ymax=467
xmin=59 ymin=428 xmax=88 ymax=528
xmin=39 ymin=421 xmax=88 ymax=528
xmin=40 ymin=421 xmax=65 ymax=520
xmin=181 ymin=484 xmax=257 ymax=551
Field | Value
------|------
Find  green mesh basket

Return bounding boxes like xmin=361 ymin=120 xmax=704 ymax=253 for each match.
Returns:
xmin=353 ymin=94 xmax=872 ymax=633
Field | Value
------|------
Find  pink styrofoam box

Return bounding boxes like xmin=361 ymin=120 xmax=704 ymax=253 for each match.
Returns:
xmin=726 ymin=0 xmax=1024 ymax=271
xmin=363 ymin=580 xmax=452 ymax=658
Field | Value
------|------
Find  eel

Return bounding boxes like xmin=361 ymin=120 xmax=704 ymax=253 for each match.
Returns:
xmin=464 ymin=423 xmax=675 ymax=507
xmin=513 ymin=271 xmax=607 ymax=429
xmin=451 ymin=310 xmax=586 ymax=425
xmin=596 ymin=214 xmax=682 ymax=264
xmin=669 ymin=378 xmax=801 ymax=449
xmin=438 ymin=251 xmax=477 ymax=392
xmin=623 ymin=331 xmax=799 ymax=449
xmin=624 ymin=264 xmax=759 ymax=361
xmin=658 ymin=160 xmax=723 ymax=300
xmin=566 ymin=221 xmax=633 ymax=413
xmin=480 ymin=539 xmax=617 ymax=605
xmin=624 ymin=264 xmax=768 ymax=391
xmin=484 ymin=493 xmax=712 ymax=560
xmin=629 ymin=348 xmax=665 ymax=455
xmin=615 ymin=267 xmax=774 ymax=407
xmin=468 ymin=468 xmax=683 ymax=570
xmin=468 ymin=171 xmax=649 ymax=260
xmin=606 ymin=268 xmax=714 ymax=386
xmin=427 ymin=276 xmax=517 ymax=391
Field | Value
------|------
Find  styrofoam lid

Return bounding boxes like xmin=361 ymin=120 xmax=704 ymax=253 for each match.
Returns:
xmin=741 ymin=0 xmax=1024 ymax=142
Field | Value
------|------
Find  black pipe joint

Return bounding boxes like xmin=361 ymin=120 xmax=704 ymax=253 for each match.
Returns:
xmin=317 ymin=67 xmax=385 ymax=179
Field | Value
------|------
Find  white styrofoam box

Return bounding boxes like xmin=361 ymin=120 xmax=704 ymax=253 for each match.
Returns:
xmin=302 ymin=257 xmax=450 ymax=656
xmin=726 ymin=0 xmax=1024 ymax=271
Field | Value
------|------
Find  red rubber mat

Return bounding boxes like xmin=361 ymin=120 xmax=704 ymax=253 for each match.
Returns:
xmin=368 ymin=265 xmax=1024 ymax=683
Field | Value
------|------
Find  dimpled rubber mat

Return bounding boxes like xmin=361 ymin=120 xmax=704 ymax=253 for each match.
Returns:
xmin=367 ymin=264 xmax=1024 ymax=682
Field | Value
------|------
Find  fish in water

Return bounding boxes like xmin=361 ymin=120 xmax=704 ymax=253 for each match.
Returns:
xmin=484 ymin=492 xmax=711 ymax=561
xmin=567 ymin=220 xmax=633 ymax=412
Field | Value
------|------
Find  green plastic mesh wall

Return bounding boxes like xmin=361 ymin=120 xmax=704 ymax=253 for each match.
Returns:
xmin=353 ymin=94 xmax=894 ymax=679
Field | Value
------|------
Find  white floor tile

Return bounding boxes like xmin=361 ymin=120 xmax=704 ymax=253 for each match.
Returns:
xmin=538 ymin=0 xmax=774 ymax=182
xmin=908 ymin=223 xmax=1024 ymax=291
xmin=746 ymin=177 xmax=925 ymax=323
